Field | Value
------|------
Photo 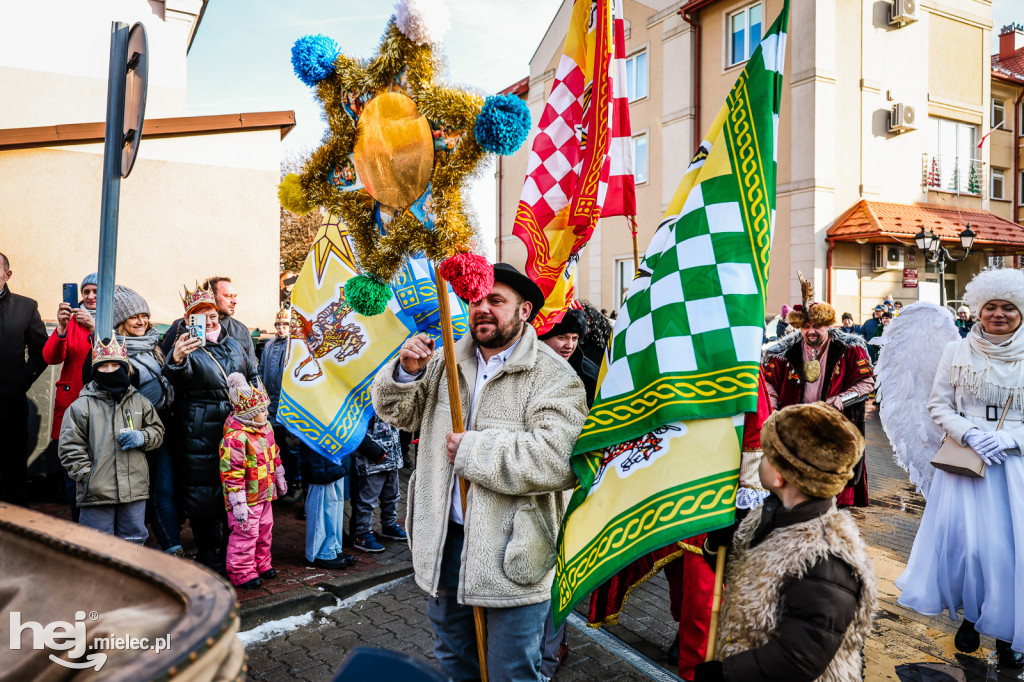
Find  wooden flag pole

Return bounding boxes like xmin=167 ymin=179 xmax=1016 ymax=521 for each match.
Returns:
xmin=435 ymin=270 xmax=489 ymax=682
xmin=704 ymin=546 xmax=728 ymax=662
xmin=627 ymin=215 xmax=640 ymax=273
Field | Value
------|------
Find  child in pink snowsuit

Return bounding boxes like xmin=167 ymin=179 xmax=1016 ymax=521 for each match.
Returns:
xmin=219 ymin=373 xmax=286 ymax=589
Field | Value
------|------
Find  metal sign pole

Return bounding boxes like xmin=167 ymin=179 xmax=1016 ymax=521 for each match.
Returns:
xmin=96 ymin=21 xmax=130 ymax=341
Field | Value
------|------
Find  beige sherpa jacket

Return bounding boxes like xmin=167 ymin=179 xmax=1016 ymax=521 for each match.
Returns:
xmin=370 ymin=325 xmax=587 ymax=608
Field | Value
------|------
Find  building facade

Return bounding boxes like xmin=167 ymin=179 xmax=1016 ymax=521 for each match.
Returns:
xmin=0 ymin=0 xmax=291 ymax=325
xmin=496 ymin=0 xmax=1024 ymax=320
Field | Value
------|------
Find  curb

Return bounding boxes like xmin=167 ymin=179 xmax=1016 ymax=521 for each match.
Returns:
xmin=319 ymin=562 xmax=415 ymax=601
xmin=239 ymin=561 xmax=414 ymax=631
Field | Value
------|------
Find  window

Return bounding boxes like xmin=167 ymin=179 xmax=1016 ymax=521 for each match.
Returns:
xmin=624 ymin=50 xmax=648 ymax=102
xmin=1020 ymin=171 xmax=1024 ymax=204
xmin=992 ymin=168 xmax=1005 ymax=200
xmin=631 ymin=133 xmax=649 ymax=184
xmin=615 ymin=257 xmax=635 ymax=307
xmin=728 ymin=3 xmax=762 ymax=66
xmin=993 ymin=99 xmax=1006 ymax=128
xmin=927 ymin=117 xmax=980 ymax=194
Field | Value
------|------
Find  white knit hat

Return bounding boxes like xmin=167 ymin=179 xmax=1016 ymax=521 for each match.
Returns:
xmin=962 ymin=268 xmax=1024 ymax=314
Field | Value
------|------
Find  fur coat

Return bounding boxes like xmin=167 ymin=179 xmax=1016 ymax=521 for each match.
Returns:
xmin=370 ymin=325 xmax=588 ymax=608
xmin=716 ymin=497 xmax=877 ymax=681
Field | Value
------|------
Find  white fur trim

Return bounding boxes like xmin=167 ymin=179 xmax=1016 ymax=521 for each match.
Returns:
xmin=963 ymin=267 xmax=1024 ymax=315
xmin=394 ymin=0 xmax=450 ymax=45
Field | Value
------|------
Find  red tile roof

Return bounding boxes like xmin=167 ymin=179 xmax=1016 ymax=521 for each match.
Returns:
xmin=993 ymin=47 xmax=1024 ymax=83
xmin=827 ymin=199 xmax=1024 ymax=253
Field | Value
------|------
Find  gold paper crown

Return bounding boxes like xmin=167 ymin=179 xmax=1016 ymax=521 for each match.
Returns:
xmin=275 ymin=307 xmax=291 ymax=324
xmin=92 ymin=336 xmax=128 ymax=364
xmin=229 ymin=377 xmax=271 ymax=417
xmin=181 ymin=281 xmax=217 ymax=316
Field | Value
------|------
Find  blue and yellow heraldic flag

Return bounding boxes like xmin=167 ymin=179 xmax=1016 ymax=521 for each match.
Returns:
xmin=279 ymin=213 xmax=469 ymax=463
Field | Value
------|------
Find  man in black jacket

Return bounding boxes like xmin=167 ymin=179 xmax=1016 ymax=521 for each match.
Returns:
xmin=0 ymin=252 xmax=48 ymax=505
xmin=538 ymin=307 xmax=599 ymax=407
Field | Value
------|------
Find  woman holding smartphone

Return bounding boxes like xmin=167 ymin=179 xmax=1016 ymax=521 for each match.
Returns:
xmin=43 ymin=272 xmax=98 ymax=521
xmin=112 ymin=285 xmax=182 ymax=556
xmin=164 ymin=283 xmax=257 ymax=574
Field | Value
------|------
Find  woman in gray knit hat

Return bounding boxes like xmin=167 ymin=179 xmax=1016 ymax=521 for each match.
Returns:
xmin=113 ymin=285 xmax=181 ymax=555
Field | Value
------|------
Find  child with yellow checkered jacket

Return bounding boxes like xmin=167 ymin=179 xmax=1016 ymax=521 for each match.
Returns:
xmin=219 ymin=373 xmax=285 ymax=589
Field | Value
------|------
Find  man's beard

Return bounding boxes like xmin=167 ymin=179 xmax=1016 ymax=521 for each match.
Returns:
xmin=471 ymin=314 xmax=524 ymax=349
xmin=803 ymin=332 xmax=826 ymax=348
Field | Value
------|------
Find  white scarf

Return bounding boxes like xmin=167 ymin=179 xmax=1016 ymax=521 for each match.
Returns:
xmin=949 ymin=322 xmax=1024 ymax=410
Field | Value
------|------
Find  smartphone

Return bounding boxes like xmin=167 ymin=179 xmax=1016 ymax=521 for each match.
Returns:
xmin=62 ymin=283 xmax=78 ymax=307
xmin=188 ymin=313 xmax=207 ymax=347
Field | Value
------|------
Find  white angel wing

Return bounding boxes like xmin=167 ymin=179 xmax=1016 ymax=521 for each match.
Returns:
xmin=874 ymin=302 xmax=960 ymax=499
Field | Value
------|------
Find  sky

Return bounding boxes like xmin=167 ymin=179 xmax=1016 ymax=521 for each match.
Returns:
xmin=186 ymin=0 xmax=564 ymax=258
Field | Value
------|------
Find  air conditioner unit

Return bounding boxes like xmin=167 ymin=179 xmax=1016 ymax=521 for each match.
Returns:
xmin=874 ymin=245 xmax=905 ymax=271
xmin=888 ymin=103 xmax=916 ymax=133
xmin=889 ymin=0 xmax=918 ymax=26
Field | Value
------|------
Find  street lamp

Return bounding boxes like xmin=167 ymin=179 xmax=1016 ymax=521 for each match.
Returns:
xmin=913 ymin=224 xmax=976 ymax=307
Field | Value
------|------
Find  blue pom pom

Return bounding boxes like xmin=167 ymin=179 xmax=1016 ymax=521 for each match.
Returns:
xmin=474 ymin=94 xmax=531 ymax=156
xmin=291 ymin=35 xmax=340 ymax=87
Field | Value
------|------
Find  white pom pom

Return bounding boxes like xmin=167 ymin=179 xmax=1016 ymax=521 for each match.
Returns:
xmin=395 ymin=0 xmax=450 ymax=46
xmin=226 ymin=372 xmax=247 ymax=389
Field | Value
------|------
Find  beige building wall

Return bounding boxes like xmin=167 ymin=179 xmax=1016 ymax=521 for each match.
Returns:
xmin=0 ymin=128 xmax=283 ymax=328
xmin=0 ymin=0 xmax=203 ymax=128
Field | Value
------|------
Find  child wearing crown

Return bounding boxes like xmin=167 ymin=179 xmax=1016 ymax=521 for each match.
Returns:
xmin=59 ymin=337 xmax=165 ymax=543
xmin=219 ymin=372 xmax=285 ymax=589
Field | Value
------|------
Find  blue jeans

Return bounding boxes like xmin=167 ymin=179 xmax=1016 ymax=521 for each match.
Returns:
xmin=426 ymin=523 xmax=549 ymax=682
xmin=146 ymin=443 xmax=181 ymax=551
xmin=305 ymin=478 xmax=347 ymax=561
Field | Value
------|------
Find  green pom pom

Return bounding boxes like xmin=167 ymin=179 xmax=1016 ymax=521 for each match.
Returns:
xmin=345 ymin=275 xmax=393 ymax=316
xmin=279 ymin=173 xmax=314 ymax=215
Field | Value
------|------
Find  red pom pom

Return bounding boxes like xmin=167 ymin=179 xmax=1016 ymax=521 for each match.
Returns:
xmin=439 ymin=253 xmax=494 ymax=302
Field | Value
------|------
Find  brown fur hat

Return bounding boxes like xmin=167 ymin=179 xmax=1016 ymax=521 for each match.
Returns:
xmin=760 ymin=402 xmax=864 ymax=498
xmin=786 ymin=301 xmax=836 ymax=328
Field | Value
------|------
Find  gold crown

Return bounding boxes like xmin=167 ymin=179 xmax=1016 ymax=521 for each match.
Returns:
xmin=181 ymin=281 xmax=217 ymax=316
xmin=229 ymin=377 xmax=271 ymax=417
xmin=92 ymin=336 xmax=128 ymax=364
xmin=275 ymin=307 xmax=291 ymax=324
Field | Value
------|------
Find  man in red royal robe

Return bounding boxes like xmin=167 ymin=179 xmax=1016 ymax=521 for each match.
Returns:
xmin=762 ymin=299 xmax=874 ymax=507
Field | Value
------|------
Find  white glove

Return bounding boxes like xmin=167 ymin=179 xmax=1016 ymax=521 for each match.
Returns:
xmin=966 ymin=429 xmax=1015 ymax=465
xmin=227 ymin=491 xmax=249 ymax=525
xmin=980 ymin=430 xmax=1017 ymax=463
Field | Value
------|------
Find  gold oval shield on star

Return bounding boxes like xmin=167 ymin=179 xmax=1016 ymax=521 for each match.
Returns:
xmin=354 ymin=92 xmax=433 ymax=210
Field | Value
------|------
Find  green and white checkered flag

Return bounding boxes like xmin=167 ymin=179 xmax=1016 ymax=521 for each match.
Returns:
xmin=552 ymin=1 xmax=787 ymax=627
xmin=574 ymin=4 xmax=786 ymax=456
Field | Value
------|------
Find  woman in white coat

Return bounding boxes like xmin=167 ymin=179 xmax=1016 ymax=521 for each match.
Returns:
xmin=896 ymin=268 xmax=1024 ymax=668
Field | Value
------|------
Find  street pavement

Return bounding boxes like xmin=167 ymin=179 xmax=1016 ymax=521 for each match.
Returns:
xmin=242 ymin=403 xmax=1024 ymax=681
xmin=30 ymin=405 xmax=1024 ymax=680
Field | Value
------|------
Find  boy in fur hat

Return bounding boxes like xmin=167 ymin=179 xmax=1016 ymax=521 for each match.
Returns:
xmin=219 ymin=373 xmax=285 ymax=589
xmin=694 ymin=403 xmax=878 ymax=682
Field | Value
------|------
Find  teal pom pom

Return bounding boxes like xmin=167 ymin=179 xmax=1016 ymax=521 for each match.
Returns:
xmin=292 ymin=35 xmax=340 ymax=87
xmin=344 ymin=275 xmax=393 ymax=316
xmin=474 ymin=94 xmax=531 ymax=156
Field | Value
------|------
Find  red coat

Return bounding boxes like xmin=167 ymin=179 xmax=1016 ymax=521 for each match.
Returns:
xmin=42 ymin=316 xmax=93 ymax=439
xmin=762 ymin=329 xmax=873 ymax=506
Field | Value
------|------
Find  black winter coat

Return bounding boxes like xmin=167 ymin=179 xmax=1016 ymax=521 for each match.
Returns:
xmin=300 ymin=445 xmax=352 ymax=485
xmin=700 ymin=496 xmax=861 ymax=682
xmin=163 ymin=337 xmax=256 ymax=517
xmin=569 ymin=349 xmax=600 ymax=408
xmin=0 ymin=286 xmax=47 ymax=399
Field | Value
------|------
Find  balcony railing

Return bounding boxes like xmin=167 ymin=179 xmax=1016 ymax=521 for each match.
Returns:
xmin=922 ymin=154 xmax=985 ymax=197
